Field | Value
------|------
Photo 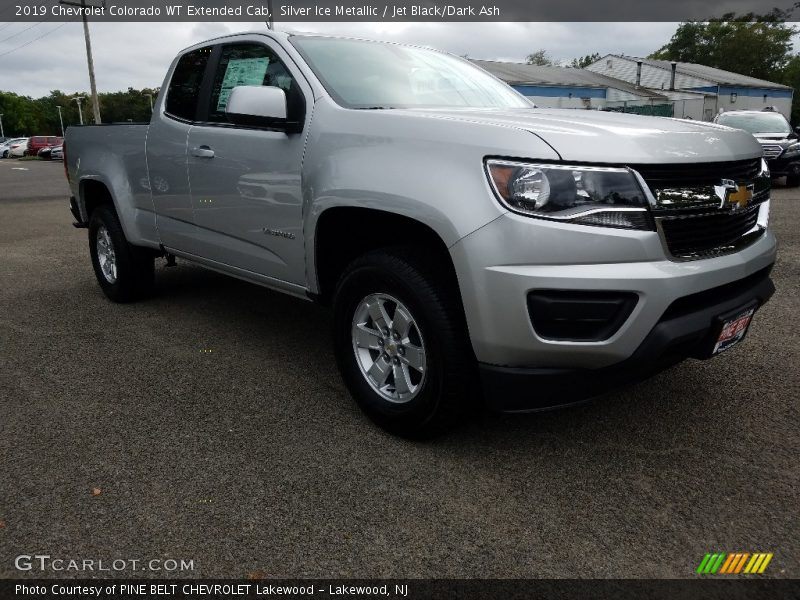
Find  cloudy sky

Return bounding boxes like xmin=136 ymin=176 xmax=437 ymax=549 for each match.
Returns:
xmin=0 ymin=21 xmax=695 ymax=97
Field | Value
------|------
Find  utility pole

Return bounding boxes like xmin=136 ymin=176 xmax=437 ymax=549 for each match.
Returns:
xmin=0 ymin=114 xmax=4 ymax=139
xmin=144 ymin=93 xmax=153 ymax=113
xmin=57 ymin=106 xmax=65 ymax=136
xmin=74 ymin=97 xmax=86 ymax=125
xmin=265 ymin=0 xmax=274 ymax=29
xmin=61 ymin=0 xmax=102 ymax=124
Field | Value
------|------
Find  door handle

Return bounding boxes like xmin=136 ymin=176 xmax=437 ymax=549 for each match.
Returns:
xmin=191 ymin=145 xmax=215 ymax=159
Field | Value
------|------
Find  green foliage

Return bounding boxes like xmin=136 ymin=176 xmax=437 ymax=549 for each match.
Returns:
xmin=525 ymin=50 xmax=556 ymax=66
xmin=569 ymin=53 xmax=602 ymax=69
xmin=781 ymin=54 xmax=800 ymax=125
xmin=0 ymin=87 xmax=159 ymax=137
xmin=649 ymin=10 xmax=798 ymax=82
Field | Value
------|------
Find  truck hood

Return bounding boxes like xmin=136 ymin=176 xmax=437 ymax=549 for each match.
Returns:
xmin=395 ymin=107 xmax=763 ymax=164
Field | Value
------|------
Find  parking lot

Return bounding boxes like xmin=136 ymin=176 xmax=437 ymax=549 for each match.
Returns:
xmin=0 ymin=158 xmax=797 ymax=579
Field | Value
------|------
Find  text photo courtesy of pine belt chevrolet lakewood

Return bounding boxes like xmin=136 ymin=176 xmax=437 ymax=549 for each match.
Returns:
xmin=64 ymin=32 xmax=776 ymax=436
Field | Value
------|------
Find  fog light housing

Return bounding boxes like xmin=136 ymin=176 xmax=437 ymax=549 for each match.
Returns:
xmin=527 ymin=290 xmax=639 ymax=342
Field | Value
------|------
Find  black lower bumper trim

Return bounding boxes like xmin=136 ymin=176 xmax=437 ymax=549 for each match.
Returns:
xmin=481 ymin=266 xmax=775 ymax=413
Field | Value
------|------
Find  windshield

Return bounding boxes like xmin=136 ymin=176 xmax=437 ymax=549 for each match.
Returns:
xmin=716 ymin=112 xmax=791 ymax=135
xmin=291 ymin=36 xmax=531 ymax=110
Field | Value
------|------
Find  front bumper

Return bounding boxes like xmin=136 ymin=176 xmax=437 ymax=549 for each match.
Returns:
xmin=480 ymin=265 xmax=774 ymax=412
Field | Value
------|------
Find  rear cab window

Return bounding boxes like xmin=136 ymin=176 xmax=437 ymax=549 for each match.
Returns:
xmin=165 ymin=46 xmax=213 ymax=122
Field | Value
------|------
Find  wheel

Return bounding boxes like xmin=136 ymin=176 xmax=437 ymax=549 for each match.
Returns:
xmin=2 ymin=150 xmax=7 ymax=158
xmin=88 ymin=205 xmax=154 ymax=303
xmin=333 ymin=248 xmax=476 ymax=437
xmin=786 ymin=175 xmax=800 ymax=187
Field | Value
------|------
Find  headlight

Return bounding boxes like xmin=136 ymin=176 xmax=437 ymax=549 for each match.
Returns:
xmin=782 ymin=143 xmax=800 ymax=158
xmin=485 ymin=160 xmax=653 ymax=230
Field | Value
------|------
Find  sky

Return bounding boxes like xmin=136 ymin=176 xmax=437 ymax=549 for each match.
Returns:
xmin=0 ymin=21 xmax=692 ymax=97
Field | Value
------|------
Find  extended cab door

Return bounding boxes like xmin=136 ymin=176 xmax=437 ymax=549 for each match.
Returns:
xmin=146 ymin=46 xmax=214 ymax=255
xmin=186 ymin=40 xmax=310 ymax=286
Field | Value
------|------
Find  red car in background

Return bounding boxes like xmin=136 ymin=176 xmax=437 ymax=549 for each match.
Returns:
xmin=26 ymin=136 xmax=63 ymax=157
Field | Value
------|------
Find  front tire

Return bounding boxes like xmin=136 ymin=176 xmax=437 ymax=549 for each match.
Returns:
xmin=88 ymin=205 xmax=154 ymax=303
xmin=786 ymin=175 xmax=800 ymax=187
xmin=333 ymin=248 xmax=476 ymax=437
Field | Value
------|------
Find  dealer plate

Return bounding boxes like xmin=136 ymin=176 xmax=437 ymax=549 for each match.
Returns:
xmin=712 ymin=307 xmax=755 ymax=355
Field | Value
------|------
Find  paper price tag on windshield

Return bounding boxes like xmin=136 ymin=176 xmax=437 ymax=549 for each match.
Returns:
xmin=217 ymin=57 xmax=269 ymax=111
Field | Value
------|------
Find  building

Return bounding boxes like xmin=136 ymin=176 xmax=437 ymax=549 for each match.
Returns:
xmin=585 ymin=55 xmax=794 ymax=121
xmin=472 ymin=59 xmax=667 ymax=111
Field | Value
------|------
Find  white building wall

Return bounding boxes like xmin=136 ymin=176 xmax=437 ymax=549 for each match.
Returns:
xmin=606 ymin=88 xmax=656 ymax=102
xmin=524 ymin=96 xmax=606 ymax=110
xmin=717 ymin=95 xmax=792 ymax=119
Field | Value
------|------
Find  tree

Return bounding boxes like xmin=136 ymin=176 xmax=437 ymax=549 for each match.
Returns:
xmin=781 ymin=54 xmax=800 ymax=124
xmin=569 ymin=53 xmax=602 ymax=69
xmin=526 ymin=50 xmax=556 ymax=66
xmin=0 ymin=87 xmax=160 ymax=136
xmin=649 ymin=10 xmax=797 ymax=82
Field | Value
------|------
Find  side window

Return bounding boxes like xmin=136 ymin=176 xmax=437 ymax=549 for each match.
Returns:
xmin=166 ymin=47 xmax=212 ymax=121
xmin=207 ymin=43 xmax=304 ymax=125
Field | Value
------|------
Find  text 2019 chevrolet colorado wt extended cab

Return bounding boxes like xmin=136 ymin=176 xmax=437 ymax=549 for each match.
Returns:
xmin=65 ymin=32 xmax=776 ymax=435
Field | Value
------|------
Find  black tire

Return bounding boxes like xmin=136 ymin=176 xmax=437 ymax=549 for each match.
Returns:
xmin=1 ymin=150 xmax=7 ymax=159
xmin=786 ymin=175 xmax=800 ymax=187
xmin=88 ymin=205 xmax=154 ymax=303
xmin=332 ymin=248 xmax=477 ymax=437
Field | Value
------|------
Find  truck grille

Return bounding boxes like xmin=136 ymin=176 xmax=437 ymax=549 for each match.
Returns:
xmin=760 ymin=144 xmax=783 ymax=159
xmin=630 ymin=158 xmax=767 ymax=260
xmin=659 ymin=205 xmax=761 ymax=258
xmin=631 ymin=158 xmax=761 ymax=189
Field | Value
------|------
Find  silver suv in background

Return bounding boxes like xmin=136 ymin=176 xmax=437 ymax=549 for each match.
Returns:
xmin=714 ymin=109 xmax=800 ymax=186
xmin=64 ymin=33 xmax=776 ymax=436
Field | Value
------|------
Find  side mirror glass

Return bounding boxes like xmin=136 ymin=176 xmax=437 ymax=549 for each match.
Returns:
xmin=225 ymin=86 xmax=287 ymax=128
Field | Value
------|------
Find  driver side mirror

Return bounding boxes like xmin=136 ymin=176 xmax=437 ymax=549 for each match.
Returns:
xmin=225 ymin=86 xmax=289 ymax=130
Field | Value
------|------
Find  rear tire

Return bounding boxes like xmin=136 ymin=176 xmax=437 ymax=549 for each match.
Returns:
xmin=88 ymin=205 xmax=154 ymax=303
xmin=786 ymin=175 xmax=800 ymax=187
xmin=332 ymin=248 xmax=476 ymax=437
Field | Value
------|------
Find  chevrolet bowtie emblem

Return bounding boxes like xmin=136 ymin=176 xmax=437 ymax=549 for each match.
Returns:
xmin=714 ymin=179 xmax=753 ymax=210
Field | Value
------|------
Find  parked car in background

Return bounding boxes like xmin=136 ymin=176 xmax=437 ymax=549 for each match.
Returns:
xmin=1 ymin=137 xmax=28 ymax=158
xmin=26 ymin=136 xmax=63 ymax=157
xmin=6 ymin=138 xmax=29 ymax=158
xmin=714 ymin=109 xmax=800 ymax=186
xmin=38 ymin=147 xmax=53 ymax=160
xmin=50 ymin=145 xmax=63 ymax=161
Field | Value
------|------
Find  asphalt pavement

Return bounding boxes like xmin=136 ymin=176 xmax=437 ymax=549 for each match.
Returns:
xmin=0 ymin=158 xmax=797 ymax=579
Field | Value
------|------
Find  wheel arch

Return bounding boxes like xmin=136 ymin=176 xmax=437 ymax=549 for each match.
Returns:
xmin=311 ymin=206 xmax=462 ymax=306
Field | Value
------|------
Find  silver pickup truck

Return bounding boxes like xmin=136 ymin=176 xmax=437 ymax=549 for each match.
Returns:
xmin=65 ymin=32 xmax=776 ymax=435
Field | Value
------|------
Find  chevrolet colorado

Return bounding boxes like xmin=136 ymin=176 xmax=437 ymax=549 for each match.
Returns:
xmin=65 ymin=32 xmax=776 ymax=435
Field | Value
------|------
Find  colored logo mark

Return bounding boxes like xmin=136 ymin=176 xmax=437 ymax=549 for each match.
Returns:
xmin=696 ymin=552 xmax=773 ymax=574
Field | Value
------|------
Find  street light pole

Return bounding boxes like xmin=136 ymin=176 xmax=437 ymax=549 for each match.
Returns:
xmin=57 ymin=106 xmax=65 ymax=136
xmin=144 ymin=93 xmax=153 ymax=113
xmin=0 ymin=114 xmax=4 ymax=139
xmin=74 ymin=97 xmax=86 ymax=125
xmin=61 ymin=0 xmax=102 ymax=124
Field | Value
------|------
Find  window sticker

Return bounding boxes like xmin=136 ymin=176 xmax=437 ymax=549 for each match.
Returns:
xmin=217 ymin=57 xmax=270 ymax=111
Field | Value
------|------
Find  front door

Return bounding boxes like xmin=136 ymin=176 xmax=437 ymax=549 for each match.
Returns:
xmin=186 ymin=41 xmax=310 ymax=286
